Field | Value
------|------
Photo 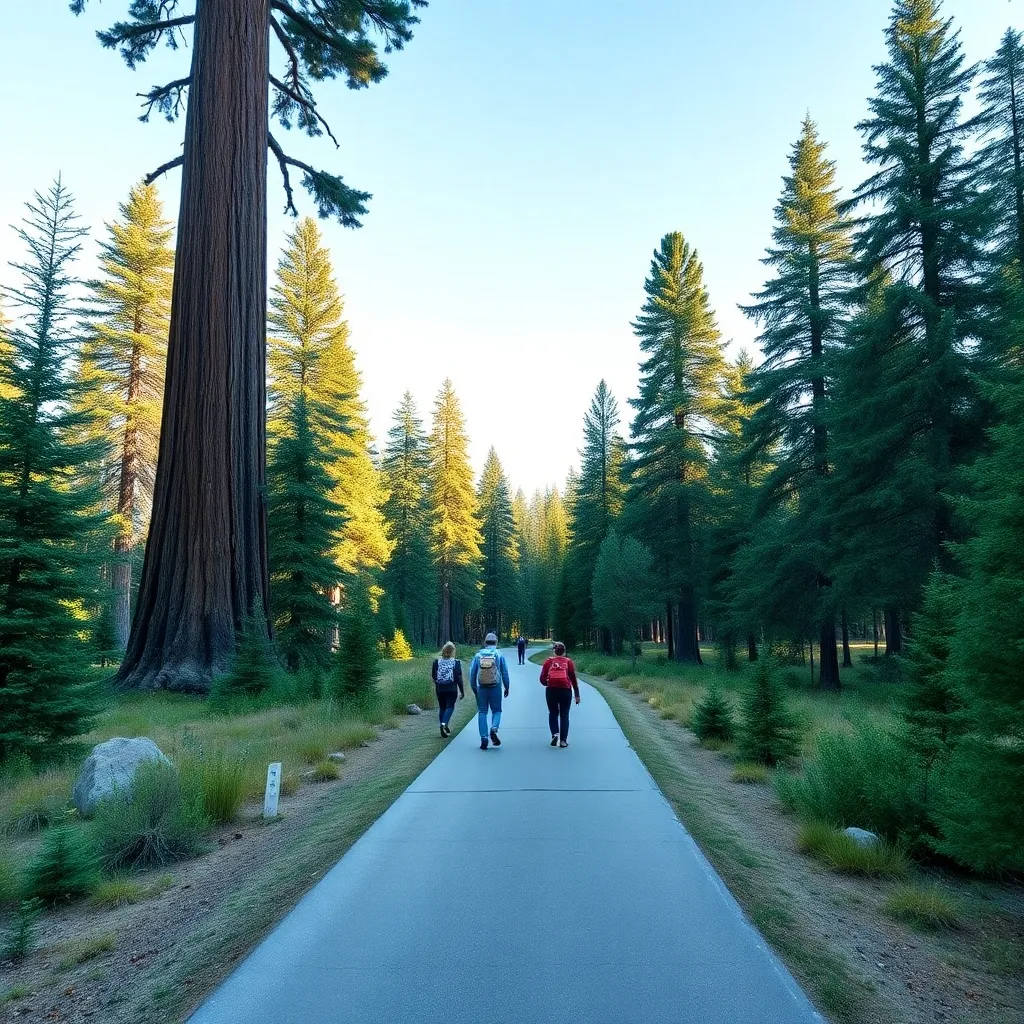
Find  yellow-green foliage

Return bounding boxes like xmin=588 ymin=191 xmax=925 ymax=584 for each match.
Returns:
xmin=387 ymin=630 xmax=414 ymax=661
xmin=797 ymin=822 xmax=909 ymax=877
xmin=58 ymin=931 xmax=116 ymax=969
xmin=883 ymin=883 xmax=962 ymax=930
xmin=1 ymin=771 xmax=70 ymax=835
xmin=731 ymin=762 xmax=769 ymax=784
xmin=182 ymin=751 xmax=247 ymax=824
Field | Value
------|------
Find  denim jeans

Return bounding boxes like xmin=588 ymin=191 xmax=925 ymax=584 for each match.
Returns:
xmin=475 ymin=685 xmax=503 ymax=738
xmin=546 ymin=687 xmax=572 ymax=742
xmin=436 ymin=687 xmax=458 ymax=727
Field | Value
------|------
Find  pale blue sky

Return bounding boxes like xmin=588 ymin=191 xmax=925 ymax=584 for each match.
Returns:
xmin=0 ymin=1 xmax=1018 ymax=494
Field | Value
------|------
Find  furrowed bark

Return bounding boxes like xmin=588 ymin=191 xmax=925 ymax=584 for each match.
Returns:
xmin=117 ymin=0 xmax=271 ymax=692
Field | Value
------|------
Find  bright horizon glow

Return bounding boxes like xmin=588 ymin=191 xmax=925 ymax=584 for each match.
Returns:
xmin=0 ymin=1 xmax=1018 ymax=496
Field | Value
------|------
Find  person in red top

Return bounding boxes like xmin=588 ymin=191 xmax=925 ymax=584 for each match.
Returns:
xmin=539 ymin=641 xmax=580 ymax=747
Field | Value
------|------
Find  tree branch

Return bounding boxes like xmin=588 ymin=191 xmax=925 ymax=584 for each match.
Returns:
xmin=144 ymin=155 xmax=184 ymax=185
xmin=270 ymin=15 xmax=302 ymax=93
xmin=138 ymin=76 xmax=191 ymax=122
xmin=269 ymin=0 xmax=348 ymax=57
xmin=270 ymin=75 xmax=339 ymax=147
xmin=268 ymin=133 xmax=298 ymax=216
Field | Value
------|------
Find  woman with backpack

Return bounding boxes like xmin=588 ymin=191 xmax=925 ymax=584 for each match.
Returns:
xmin=539 ymin=642 xmax=580 ymax=747
xmin=431 ymin=642 xmax=464 ymax=738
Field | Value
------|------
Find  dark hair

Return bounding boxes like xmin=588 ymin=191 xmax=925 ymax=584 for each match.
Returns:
xmin=553 ymin=642 xmax=566 ymax=656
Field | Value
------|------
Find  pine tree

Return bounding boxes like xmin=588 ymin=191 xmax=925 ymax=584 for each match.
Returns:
xmin=380 ymin=392 xmax=435 ymax=644
xmin=79 ymin=182 xmax=173 ymax=653
xmin=625 ymin=232 xmax=727 ymax=663
xmin=829 ymin=0 xmax=991 ymax=651
xmin=691 ymin=687 xmax=737 ymax=743
xmin=477 ymin=448 xmax=519 ymax=637
xmin=76 ymin=1 xmax=425 ymax=691
xmin=741 ymin=119 xmax=851 ymax=689
xmin=330 ymin=582 xmax=381 ymax=705
xmin=591 ymin=532 xmax=658 ymax=664
xmin=267 ymin=219 xmax=351 ymax=670
xmin=0 ymin=180 xmax=106 ymax=760
xmin=737 ymin=657 xmax=801 ymax=767
xmin=427 ymin=380 xmax=482 ymax=643
xmin=567 ymin=381 xmax=625 ymax=648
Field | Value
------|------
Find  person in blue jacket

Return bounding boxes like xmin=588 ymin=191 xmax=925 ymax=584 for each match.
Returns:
xmin=469 ymin=632 xmax=510 ymax=750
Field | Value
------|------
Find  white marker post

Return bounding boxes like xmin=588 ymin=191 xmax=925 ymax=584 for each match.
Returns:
xmin=263 ymin=762 xmax=282 ymax=819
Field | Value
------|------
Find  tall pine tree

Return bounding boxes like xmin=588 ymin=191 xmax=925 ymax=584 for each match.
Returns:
xmin=625 ymin=232 xmax=727 ymax=663
xmin=741 ymin=119 xmax=851 ymax=688
xmin=380 ymin=392 xmax=435 ymax=645
xmin=427 ymin=379 xmax=481 ymax=644
xmin=477 ymin=448 xmax=519 ymax=637
xmin=0 ymin=180 xmax=106 ymax=757
xmin=79 ymin=182 xmax=173 ymax=653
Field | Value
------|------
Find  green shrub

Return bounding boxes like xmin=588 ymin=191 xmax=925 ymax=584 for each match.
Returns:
xmin=58 ymin=932 xmax=116 ymax=969
xmin=386 ymin=630 xmax=414 ymax=661
xmin=26 ymin=824 xmax=100 ymax=905
xmin=327 ymin=588 xmax=380 ymax=704
xmin=731 ymin=762 xmax=769 ymax=784
xmin=89 ymin=877 xmax=147 ymax=908
xmin=883 ymin=884 xmax=962 ymax=930
xmin=1 ymin=772 xmax=70 ymax=835
xmin=92 ymin=761 xmax=209 ymax=871
xmin=183 ymin=751 xmax=247 ymax=825
xmin=0 ymin=852 xmax=22 ymax=907
xmin=774 ymin=725 xmax=929 ymax=848
xmin=737 ymin=658 xmax=801 ymax=766
xmin=691 ymin=687 xmax=736 ymax=742
xmin=2 ymin=898 xmax=42 ymax=960
xmin=797 ymin=822 xmax=909 ymax=877
xmin=311 ymin=759 xmax=340 ymax=782
xmin=211 ymin=615 xmax=282 ymax=703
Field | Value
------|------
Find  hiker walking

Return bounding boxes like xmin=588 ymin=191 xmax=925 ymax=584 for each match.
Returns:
xmin=431 ymin=641 xmax=464 ymax=739
xmin=516 ymin=634 xmax=527 ymax=665
xmin=539 ymin=642 xmax=580 ymax=748
xmin=470 ymin=632 xmax=510 ymax=750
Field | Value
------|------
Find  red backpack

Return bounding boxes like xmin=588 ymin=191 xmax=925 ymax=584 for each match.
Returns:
xmin=546 ymin=658 xmax=569 ymax=685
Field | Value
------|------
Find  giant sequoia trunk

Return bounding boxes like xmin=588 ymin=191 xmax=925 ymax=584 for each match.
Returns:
xmin=674 ymin=593 xmax=702 ymax=664
xmin=117 ymin=0 xmax=271 ymax=691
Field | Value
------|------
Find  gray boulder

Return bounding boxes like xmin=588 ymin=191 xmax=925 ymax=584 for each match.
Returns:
xmin=72 ymin=737 xmax=171 ymax=817
xmin=843 ymin=826 xmax=880 ymax=848
xmin=328 ymin=752 xmax=346 ymax=763
xmin=406 ymin=703 xmax=423 ymax=716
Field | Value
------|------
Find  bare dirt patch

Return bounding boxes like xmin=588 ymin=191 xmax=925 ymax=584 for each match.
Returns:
xmin=593 ymin=678 xmax=1024 ymax=1024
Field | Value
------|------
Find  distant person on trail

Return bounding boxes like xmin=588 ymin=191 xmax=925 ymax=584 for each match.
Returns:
xmin=431 ymin=642 xmax=464 ymax=739
xmin=539 ymin=642 xmax=580 ymax=748
xmin=516 ymin=635 xmax=527 ymax=665
xmin=470 ymin=632 xmax=510 ymax=750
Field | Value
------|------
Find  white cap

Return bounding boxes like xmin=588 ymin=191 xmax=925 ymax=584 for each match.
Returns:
xmin=485 ymin=632 xmax=498 ymax=644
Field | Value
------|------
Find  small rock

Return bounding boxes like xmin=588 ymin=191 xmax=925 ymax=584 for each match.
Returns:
xmin=406 ymin=703 xmax=423 ymax=715
xmin=72 ymin=737 xmax=171 ymax=817
xmin=328 ymin=752 xmax=346 ymax=763
xmin=359 ymin=740 xmax=373 ymax=748
xmin=843 ymin=826 xmax=880 ymax=848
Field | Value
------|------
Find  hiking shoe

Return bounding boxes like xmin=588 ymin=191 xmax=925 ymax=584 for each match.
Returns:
xmin=440 ymin=725 xmax=446 ymax=738
xmin=442 ymin=723 xmax=451 ymax=737
xmin=480 ymin=738 xmax=488 ymax=750
xmin=559 ymin=740 xmax=569 ymax=748
xmin=490 ymin=728 xmax=501 ymax=747
xmin=551 ymin=735 xmax=558 ymax=746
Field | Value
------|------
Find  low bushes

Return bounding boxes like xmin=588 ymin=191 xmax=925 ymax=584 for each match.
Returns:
xmin=25 ymin=824 xmax=100 ymax=906
xmin=182 ymin=751 xmax=247 ymax=825
xmin=311 ymin=759 xmax=341 ymax=782
xmin=92 ymin=761 xmax=209 ymax=871
xmin=0 ymin=852 xmax=23 ymax=907
xmin=774 ymin=725 xmax=928 ymax=849
xmin=731 ymin=762 xmax=769 ymax=784
xmin=691 ymin=687 xmax=736 ymax=743
xmin=883 ymin=883 xmax=962 ymax=930
xmin=1 ymin=772 xmax=70 ymax=835
xmin=797 ymin=822 xmax=910 ymax=877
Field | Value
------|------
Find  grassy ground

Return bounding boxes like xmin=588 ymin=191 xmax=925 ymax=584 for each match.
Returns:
xmin=0 ymin=655 xmax=475 ymax=1022
xmin=566 ymin=646 xmax=1024 ymax=1024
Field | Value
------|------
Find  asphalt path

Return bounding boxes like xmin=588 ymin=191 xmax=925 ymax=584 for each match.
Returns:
xmin=189 ymin=648 xmax=823 ymax=1024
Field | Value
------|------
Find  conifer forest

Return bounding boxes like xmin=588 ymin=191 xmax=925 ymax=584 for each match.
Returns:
xmin=1 ymin=4 xmax=1023 ymax=1015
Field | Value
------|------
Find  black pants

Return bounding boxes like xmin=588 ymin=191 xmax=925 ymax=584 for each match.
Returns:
xmin=436 ymin=687 xmax=458 ymax=726
xmin=517 ymin=648 xmax=525 ymax=665
xmin=546 ymin=687 xmax=572 ymax=741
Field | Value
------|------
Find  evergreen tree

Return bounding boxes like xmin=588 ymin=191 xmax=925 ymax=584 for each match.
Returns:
xmin=741 ymin=119 xmax=851 ymax=689
xmin=79 ymin=182 xmax=174 ymax=653
xmin=591 ymin=532 xmax=658 ymax=664
xmin=624 ymin=232 xmax=727 ymax=663
xmin=380 ymin=392 xmax=435 ymax=644
xmin=477 ymin=448 xmax=519 ymax=637
xmin=267 ymin=219 xmax=352 ymax=669
xmin=330 ymin=582 xmax=381 ymax=705
xmin=212 ymin=614 xmax=281 ymax=701
xmin=829 ymin=0 xmax=990 ymax=651
xmin=566 ymin=381 xmax=625 ymax=647
xmin=691 ymin=687 xmax=737 ymax=743
xmin=76 ymin=1 xmax=425 ymax=692
xmin=737 ymin=657 xmax=801 ymax=767
xmin=0 ymin=180 xmax=106 ymax=760
xmin=427 ymin=379 xmax=482 ymax=643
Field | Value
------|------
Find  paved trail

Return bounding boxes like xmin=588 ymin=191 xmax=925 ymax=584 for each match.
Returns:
xmin=189 ymin=650 xmax=823 ymax=1024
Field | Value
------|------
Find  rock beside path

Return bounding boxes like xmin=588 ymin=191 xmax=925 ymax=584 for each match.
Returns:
xmin=406 ymin=704 xmax=423 ymax=715
xmin=843 ymin=826 xmax=880 ymax=848
xmin=72 ymin=737 xmax=171 ymax=817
